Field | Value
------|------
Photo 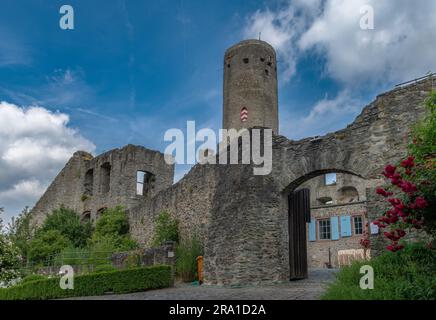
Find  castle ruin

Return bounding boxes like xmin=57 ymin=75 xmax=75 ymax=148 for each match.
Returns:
xmin=30 ymin=40 xmax=434 ymax=285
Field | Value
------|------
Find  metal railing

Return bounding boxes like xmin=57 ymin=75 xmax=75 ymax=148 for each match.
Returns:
xmin=395 ymin=72 xmax=435 ymax=88
xmin=19 ymin=251 xmax=115 ymax=275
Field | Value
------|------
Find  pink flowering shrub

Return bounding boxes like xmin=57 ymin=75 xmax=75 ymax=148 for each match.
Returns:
xmin=374 ymin=156 xmax=432 ymax=251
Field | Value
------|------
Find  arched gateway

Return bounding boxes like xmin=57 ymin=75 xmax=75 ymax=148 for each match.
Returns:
xmin=203 ymin=77 xmax=432 ymax=285
xmin=30 ymin=39 xmax=434 ymax=286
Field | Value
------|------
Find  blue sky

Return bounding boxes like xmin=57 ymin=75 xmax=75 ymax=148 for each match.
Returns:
xmin=1 ymin=0 xmax=435 ymax=222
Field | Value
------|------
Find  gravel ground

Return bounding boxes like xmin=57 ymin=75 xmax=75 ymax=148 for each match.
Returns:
xmin=68 ymin=268 xmax=338 ymax=300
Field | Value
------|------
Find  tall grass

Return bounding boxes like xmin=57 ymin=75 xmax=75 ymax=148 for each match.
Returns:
xmin=323 ymin=243 xmax=436 ymax=300
xmin=175 ymin=235 xmax=203 ymax=282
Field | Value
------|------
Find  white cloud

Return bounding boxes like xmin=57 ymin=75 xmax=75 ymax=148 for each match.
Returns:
xmin=0 ymin=102 xmax=95 ymax=222
xmin=243 ymin=5 xmax=305 ymax=80
xmin=0 ymin=180 xmax=46 ymax=204
xmin=244 ymin=0 xmax=436 ymax=85
xmin=280 ymin=90 xmax=362 ymax=139
xmin=244 ymin=0 xmax=436 ymax=139
xmin=298 ymin=0 xmax=436 ymax=85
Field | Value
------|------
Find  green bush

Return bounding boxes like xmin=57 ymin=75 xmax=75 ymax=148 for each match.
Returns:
xmin=93 ymin=206 xmax=130 ymax=238
xmin=0 ymin=265 xmax=172 ymax=300
xmin=175 ymin=235 xmax=203 ymax=282
xmin=323 ymin=244 xmax=436 ymax=300
xmin=20 ymin=274 xmax=46 ymax=285
xmin=152 ymin=211 xmax=179 ymax=246
xmin=89 ymin=206 xmax=138 ymax=256
xmin=39 ymin=207 xmax=92 ymax=248
xmin=24 ymin=207 xmax=93 ymax=265
xmin=408 ymin=90 xmax=436 ymax=235
xmin=0 ymin=208 xmax=22 ymax=285
xmin=93 ymin=264 xmax=117 ymax=273
xmin=27 ymin=230 xmax=71 ymax=266
xmin=49 ymin=207 xmax=138 ymax=270
xmin=6 ymin=207 xmax=34 ymax=263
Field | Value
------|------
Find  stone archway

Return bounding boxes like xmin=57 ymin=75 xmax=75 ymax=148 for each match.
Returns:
xmin=203 ymin=78 xmax=432 ymax=285
xmin=283 ymin=168 xmax=366 ymax=280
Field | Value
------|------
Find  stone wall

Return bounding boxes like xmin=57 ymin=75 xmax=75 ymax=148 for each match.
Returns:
xmin=111 ymin=242 xmax=176 ymax=269
xmin=202 ymin=78 xmax=433 ymax=285
xmin=128 ymin=163 xmax=220 ymax=247
xmin=31 ymin=144 xmax=174 ymax=226
xmin=366 ymin=187 xmax=431 ymax=257
xmin=29 ymin=77 xmax=434 ymax=285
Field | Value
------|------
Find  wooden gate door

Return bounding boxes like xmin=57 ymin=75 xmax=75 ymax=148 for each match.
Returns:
xmin=288 ymin=188 xmax=311 ymax=280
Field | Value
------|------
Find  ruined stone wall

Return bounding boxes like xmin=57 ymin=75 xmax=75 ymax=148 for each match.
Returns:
xmin=29 ymin=78 xmax=433 ymax=286
xmin=365 ymin=187 xmax=390 ymax=257
xmin=298 ymin=173 xmax=383 ymax=205
xmin=111 ymin=242 xmax=176 ymax=269
xmin=128 ymin=163 xmax=219 ymax=247
xmin=31 ymin=145 xmax=174 ymax=226
xmin=203 ymin=78 xmax=433 ymax=285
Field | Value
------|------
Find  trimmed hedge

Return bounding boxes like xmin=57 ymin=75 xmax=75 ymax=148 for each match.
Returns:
xmin=0 ymin=265 xmax=172 ymax=300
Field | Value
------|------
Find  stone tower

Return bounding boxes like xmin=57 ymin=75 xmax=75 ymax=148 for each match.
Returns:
xmin=222 ymin=39 xmax=279 ymax=134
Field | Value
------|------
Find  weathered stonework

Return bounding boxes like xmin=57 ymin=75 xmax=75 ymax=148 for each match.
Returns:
xmin=202 ymin=78 xmax=432 ymax=285
xmin=31 ymin=144 xmax=174 ymax=226
xmin=111 ymin=242 xmax=176 ymax=269
xmin=29 ymin=38 xmax=434 ymax=285
xmin=223 ymin=40 xmax=279 ymax=134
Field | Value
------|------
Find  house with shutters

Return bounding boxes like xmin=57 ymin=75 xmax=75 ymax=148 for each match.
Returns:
xmin=298 ymin=172 xmax=381 ymax=268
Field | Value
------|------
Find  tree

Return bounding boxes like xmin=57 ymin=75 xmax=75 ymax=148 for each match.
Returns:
xmin=7 ymin=207 xmax=34 ymax=262
xmin=93 ymin=206 xmax=130 ymax=238
xmin=0 ymin=208 xmax=22 ymax=286
xmin=90 ymin=206 xmax=137 ymax=252
xmin=152 ymin=211 xmax=179 ymax=246
xmin=39 ymin=206 xmax=92 ymax=248
xmin=27 ymin=230 xmax=71 ymax=265
xmin=408 ymin=91 xmax=436 ymax=234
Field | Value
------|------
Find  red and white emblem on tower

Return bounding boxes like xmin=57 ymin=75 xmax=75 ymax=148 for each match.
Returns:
xmin=240 ymin=107 xmax=248 ymax=122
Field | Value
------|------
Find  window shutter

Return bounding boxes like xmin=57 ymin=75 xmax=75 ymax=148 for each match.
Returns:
xmin=331 ymin=216 xmax=339 ymax=240
xmin=340 ymin=215 xmax=352 ymax=237
xmin=308 ymin=220 xmax=316 ymax=241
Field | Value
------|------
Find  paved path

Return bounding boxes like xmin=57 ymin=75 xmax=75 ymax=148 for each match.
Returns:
xmin=71 ymin=269 xmax=337 ymax=300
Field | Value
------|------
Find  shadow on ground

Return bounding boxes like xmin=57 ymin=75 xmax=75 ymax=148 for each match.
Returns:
xmin=67 ymin=269 xmax=338 ymax=300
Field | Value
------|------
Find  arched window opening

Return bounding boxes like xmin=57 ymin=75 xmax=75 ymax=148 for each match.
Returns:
xmin=136 ymin=171 xmax=156 ymax=197
xmin=96 ymin=207 xmax=107 ymax=220
xmin=84 ymin=169 xmax=94 ymax=196
xmin=81 ymin=211 xmax=91 ymax=223
xmin=317 ymin=197 xmax=333 ymax=206
xmin=337 ymin=186 xmax=359 ymax=204
xmin=100 ymin=162 xmax=111 ymax=194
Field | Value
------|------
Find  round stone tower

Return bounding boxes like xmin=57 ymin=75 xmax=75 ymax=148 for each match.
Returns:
xmin=222 ymin=39 xmax=279 ymax=134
